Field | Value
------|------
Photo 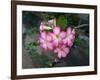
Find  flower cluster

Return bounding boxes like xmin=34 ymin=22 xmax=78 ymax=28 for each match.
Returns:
xmin=39 ymin=19 xmax=75 ymax=59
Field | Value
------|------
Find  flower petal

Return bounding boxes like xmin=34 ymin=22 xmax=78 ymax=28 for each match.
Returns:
xmin=53 ymin=26 xmax=60 ymax=35
xmin=68 ymin=40 xmax=73 ymax=47
xmin=66 ymin=27 xmax=72 ymax=34
xmin=53 ymin=39 xmax=59 ymax=47
xmin=72 ymin=29 xmax=75 ymax=35
xmin=63 ymin=38 xmax=67 ymax=44
xmin=47 ymin=33 xmax=52 ymax=41
xmin=54 ymin=48 xmax=60 ymax=53
xmin=61 ymin=51 xmax=67 ymax=58
xmin=63 ymin=47 xmax=69 ymax=55
xmin=41 ymin=43 xmax=47 ymax=50
xmin=60 ymin=31 xmax=66 ymax=39
xmin=70 ymin=34 xmax=74 ymax=40
xmin=39 ymin=38 xmax=44 ymax=43
xmin=40 ymin=22 xmax=45 ymax=31
xmin=58 ymin=51 xmax=62 ymax=58
xmin=47 ymin=42 xmax=53 ymax=50
xmin=41 ymin=31 xmax=46 ymax=39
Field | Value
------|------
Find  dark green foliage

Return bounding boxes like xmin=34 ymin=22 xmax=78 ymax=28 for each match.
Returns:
xmin=25 ymin=42 xmax=37 ymax=53
xmin=26 ymin=27 xmax=34 ymax=36
xmin=25 ymin=42 xmax=52 ymax=68
xmin=26 ymin=27 xmax=39 ymax=36
xmin=67 ymin=14 xmax=80 ymax=26
xmin=31 ymin=52 xmax=51 ymax=68
xmin=22 ymin=11 xmax=41 ymax=28
xmin=75 ymin=38 xmax=81 ymax=46
xmin=41 ymin=13 xmax=55 ymax=21
xmin=74 ymin=30 xmax=81 ymax=46
xmin=56 ymin=15 xmax=67 ymax=30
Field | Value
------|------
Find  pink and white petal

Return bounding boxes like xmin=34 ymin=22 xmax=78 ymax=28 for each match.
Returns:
xmin=39 ymin=38 xmax=45 ymax=43
xmin=63 ymin=39 xmax=67 ymax=44
xmin=47 ymin=34 xmax=52 ymax=41
xmin=41 ymin=31 xmax=46 ymax=39
xmin=54 ymin=48 xmax=60 ymax=53
xmin=41 ymin=21 xmax=45 ymax=25
xmin=66 ymin=27 xmax=72 ymax=34
xmin=40 ymin=25 xmax=43 ymax=31
xmin=49 ymin=32 xmax=54 ymax=39
xmin=61 ymin=51 xmax=67 ymax=58
xmin=53 ymin=40 xmax=59 ymax=46
xmin=69 ymin=42 xmax=73 ymax=47
xmin=47 ymin=42 xmax=53 ymax=50
xmin=68 ymin=41 xmax=73 ymax=47
xmin=72 ymin=29 xmax=75 ymax=35
xmin=67 ymin=37 xmax=71 ymax=43
xmin=48 ymin=32 xmax=53 ymax=36
xmin=59 ymin=39 xmax=63 ymax=44
xmin=63 ymin=47 xmax=69 ymax=55
xmin=40 ymin=22 xmax=45 ymax=31
xmin=53 ymin=26 xmax=60 ymax=35
xmin=71 ymin=37 xmax=75 ymax=43
xmin=73 ymin=35 xmax=75 ymax=39
xmin=58 ymin=51 xmax=62 ymax=58
xmin=60 ymin=31 xmax=66 ymax=39
xmin=70 ymin=34 xmax=75 ymax=40
xmin=41 ymin=43 xmax=47 ymax=50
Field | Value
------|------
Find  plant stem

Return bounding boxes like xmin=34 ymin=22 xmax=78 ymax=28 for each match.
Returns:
xmin=74 ymin=24 xmax=89 ymax=29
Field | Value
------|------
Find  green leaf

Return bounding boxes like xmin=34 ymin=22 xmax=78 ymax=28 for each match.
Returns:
xmin=31 ymin=52 xmax=52 ymax=68
xmin=56 ymin=15 xmax=67 ymax=29
xmin=27 ymin=27 xmax=33 ymax=36
xmin=25 ymin=41 xmax=39 ymax=54
xmin=75 ymin=38 xmax=81 ymax=46
xmin=25 ymin=41 xmax=53 ymax=68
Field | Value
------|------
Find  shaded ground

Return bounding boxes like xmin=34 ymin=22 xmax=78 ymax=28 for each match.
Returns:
xmin=22 ymin=48 xmax=33 ymax=68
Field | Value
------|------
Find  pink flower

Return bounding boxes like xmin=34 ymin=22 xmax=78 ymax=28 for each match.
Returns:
xmin=39 ymin=21 xmax=52 ymax=32
xmin=54 ymin=45 xmax=69 ymax=58
xmin=39 ymin=20 xmax=75 ymax=59
xmin=52 ymin=26 xmax=66 ymax=47
xmin=39 ymin=31 xmax=53 ymax=51
xmin=39 ymin=21 xmax=45 ymax=31
xmin=63 ymin=27 xmax=75 ymax=47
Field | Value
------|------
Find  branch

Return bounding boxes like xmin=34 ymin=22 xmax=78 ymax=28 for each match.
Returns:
xmin=74 ymin=24 xmax=89 ymax=29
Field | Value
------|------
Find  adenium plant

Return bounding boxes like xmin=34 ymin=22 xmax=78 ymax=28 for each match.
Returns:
xmin=39 ymin=19 xmax=75 ymax=59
